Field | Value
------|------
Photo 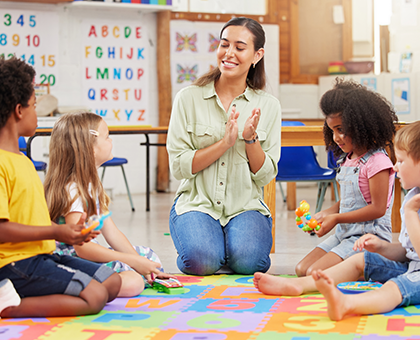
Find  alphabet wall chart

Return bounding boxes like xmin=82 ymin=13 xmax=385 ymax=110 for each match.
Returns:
xmin=0 ymin=9 xmax=59 ymax=87
xmin=82 ymin=19 xmax=149 ymax=125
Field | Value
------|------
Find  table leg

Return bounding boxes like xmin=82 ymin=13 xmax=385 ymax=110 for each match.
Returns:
xmin=287 ymin=182 xmax=297 ymax=210
xmin=392 ymin=180 xmax=402 ymax=233
xmin=145 ymin=134 xmax=150 ymax=212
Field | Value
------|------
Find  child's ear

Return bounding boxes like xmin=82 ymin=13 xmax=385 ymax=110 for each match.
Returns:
xmin=13 ymin=104 xmax=23 ymax=121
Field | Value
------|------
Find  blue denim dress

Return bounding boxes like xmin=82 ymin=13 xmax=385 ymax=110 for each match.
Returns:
xmin=317 ymin=149 xmax=393 ymax=259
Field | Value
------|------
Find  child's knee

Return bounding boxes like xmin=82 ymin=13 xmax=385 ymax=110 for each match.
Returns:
xmin=103 ymin=272 xmax=122 ymax=302
xmin=80 ymin=280 xmax=109 ymax=313
xmin=295 ymin=263 xmax=308 ymax=277
xmin=119 ymin=271 xmax=145 ymax=297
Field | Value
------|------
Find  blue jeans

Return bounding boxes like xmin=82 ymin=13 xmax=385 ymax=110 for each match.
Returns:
xmin=364 ymin=252 xmax=420 ymax=307
xmin=169 ymin=202 xmax=272 ymax=275
xmin=0 ymin=254 xmax=114 ymax=298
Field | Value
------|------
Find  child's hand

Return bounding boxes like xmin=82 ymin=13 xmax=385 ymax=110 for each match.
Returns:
xmin=156 ymin=272 xmax=177 ymax=280
xmin=55 ymin=224 xmax=100 ymax=245
xmin=404 ymin=193 xmax=420 ymax=214
xmin=131 ymin=256 xmax=163 ymax=285
xmin=313 ymin=210 xmax=327 ymax=221
xmin=353 ymin=233 xmax=383 ymax=252
xmin=314 ymin=214 xmax=337 ymax=237
xmin=54 ymin=213 xmax=99 ymax=245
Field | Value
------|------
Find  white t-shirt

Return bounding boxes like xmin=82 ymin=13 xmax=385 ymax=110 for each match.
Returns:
xmin=67 ymin=182 xmax=100 ymax=215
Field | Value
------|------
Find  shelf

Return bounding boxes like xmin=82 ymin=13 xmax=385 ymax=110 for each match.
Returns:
xmin=7 ymin=0 xmax=71 ymax=3
xmin=63 ymin=2 xmax=172 ymax=13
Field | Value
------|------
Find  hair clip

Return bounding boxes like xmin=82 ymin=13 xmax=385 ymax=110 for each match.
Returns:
xmin=89 ymin=129 xmax=99 ymax=137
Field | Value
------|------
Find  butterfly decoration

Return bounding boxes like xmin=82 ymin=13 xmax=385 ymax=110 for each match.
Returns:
xmin=208 ymin=34 xmax=220 ymax=52
xmin=175 ymin=33 xmax=198 ymax=52
xmin=177 ymin=64 xmax=198 ymax=83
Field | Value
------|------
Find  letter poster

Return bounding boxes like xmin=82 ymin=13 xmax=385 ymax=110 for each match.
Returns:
xmin=0 ymin=8 xmax=59 ymax=88
xmin=82 ymin=19 xmax=149 ymax=125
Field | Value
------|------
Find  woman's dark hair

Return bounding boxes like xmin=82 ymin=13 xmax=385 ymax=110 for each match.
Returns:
xmin=0 ymin=56 xmax=35 ymax=129
xmin=320 ymin=78 xmax=398 ymax=160
xmin=193 ymin=17 xmax=266 ymax=90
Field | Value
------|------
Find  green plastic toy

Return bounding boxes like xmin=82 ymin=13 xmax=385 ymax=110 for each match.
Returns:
xmin=152 ymin=278 xmax=185 ymax=294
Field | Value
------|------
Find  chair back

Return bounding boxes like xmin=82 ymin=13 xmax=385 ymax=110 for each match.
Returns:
xmin=277 ymin=121 xmax=334 ymax=180
xmin=327 ymin=150 xmax=338 ymax=169
xmin=18 ymin=137 xmax=27 ymax=155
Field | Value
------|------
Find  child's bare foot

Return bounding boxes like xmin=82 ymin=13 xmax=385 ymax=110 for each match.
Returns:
xmin=253 ymin=272 xmax=303 ymax=296
xmin=312 ymin=269 xmax=351 ymax=321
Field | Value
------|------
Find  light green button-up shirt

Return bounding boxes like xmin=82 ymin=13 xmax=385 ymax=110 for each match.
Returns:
xmin=167 ymin=81 xmax=281 ymax=226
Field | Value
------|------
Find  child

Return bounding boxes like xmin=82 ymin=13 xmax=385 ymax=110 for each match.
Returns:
xmin=44 ymin=112 xmax=174 ymax=297
xmin=0 ymin=56 xmax=121 ymax=318
xmin=254 ymin=121 xmax=420 ymax=321
xmin=295 ymin=79 xmax=398 ymax=277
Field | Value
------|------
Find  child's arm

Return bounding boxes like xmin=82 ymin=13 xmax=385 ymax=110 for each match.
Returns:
xmin=353 ymin=233 xmax=407 ymax=262
xmin=66 ymin=212 xmax=165 ymax=283
xmin=404 ymin=192 xmax=420 ymax=256
xmin=99 ymin=217 xmax=139 ymax=255
xmin=0 ymin=213 xmax=96 ymax=245
xmin=316 ymin=170 xmax=390 ymax=237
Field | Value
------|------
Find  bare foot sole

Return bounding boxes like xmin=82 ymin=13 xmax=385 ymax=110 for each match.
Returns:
xmin=253 ymin=272 xmax=303 ymax=296
xmin=312 ymin=269 xmax=350 ymax=321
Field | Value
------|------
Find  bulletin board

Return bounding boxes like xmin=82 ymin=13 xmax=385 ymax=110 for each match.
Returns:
xmin=298 ymin=0 xmax=343 ymax=75
xmin=0 ymin=7 xmax=59 ymax=87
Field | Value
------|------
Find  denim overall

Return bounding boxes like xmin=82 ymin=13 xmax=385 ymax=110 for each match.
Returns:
xmin=317 ymin=149 xmax=393 ymax=259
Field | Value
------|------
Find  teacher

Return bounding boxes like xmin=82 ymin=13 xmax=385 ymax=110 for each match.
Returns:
xmin=167 ymin=17 xmax=281 ymax=275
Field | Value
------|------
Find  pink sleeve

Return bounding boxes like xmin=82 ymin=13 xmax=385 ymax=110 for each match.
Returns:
xmin=359 ymin=152 xmax=395 ymax=206
xmin=365 ymin=153 xmax=395 ymax=179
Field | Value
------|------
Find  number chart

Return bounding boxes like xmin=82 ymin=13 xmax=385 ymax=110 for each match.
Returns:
xmin=82 ymin=19 xmax=149 ymax=125
xmin=0 ymin=9 xmax=59 ymax=87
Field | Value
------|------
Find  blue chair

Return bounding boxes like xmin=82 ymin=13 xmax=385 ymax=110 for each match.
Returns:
xmin=18 ymin=137 xmax=47 ymax=173
xmin=276 ymin=121 xmax=339 ymax=213
xmin=101 ymin=157 xmax=135 ymax=212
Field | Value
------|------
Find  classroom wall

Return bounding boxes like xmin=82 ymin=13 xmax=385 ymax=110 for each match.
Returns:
xmin=388 ymin=0 xmax=420 ymax=73
xmin=0 ymin=0 xmax=160 ymax=196
xmin=0 ymin=1 xmax=280 ymax=196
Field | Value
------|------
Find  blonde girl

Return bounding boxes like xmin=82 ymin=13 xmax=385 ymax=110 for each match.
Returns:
xmin=44 ymin=112 xmax=173 ymax=297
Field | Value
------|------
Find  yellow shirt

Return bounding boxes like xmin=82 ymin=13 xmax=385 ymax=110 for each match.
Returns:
xmin=0 ymin=149 xmax=55 ymax=267
xmin=167 ymin=82 xmax=282 ymax=226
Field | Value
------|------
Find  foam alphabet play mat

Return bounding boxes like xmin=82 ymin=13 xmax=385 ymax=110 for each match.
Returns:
xmin=1 ymin=275 xmax=420 ymax=339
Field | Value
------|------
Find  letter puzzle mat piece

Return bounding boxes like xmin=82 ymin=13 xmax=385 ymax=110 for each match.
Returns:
xmin=1 ymin=275 xmax=420 ymax=339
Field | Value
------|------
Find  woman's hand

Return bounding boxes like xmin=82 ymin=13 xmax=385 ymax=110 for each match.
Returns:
xmin=242 ymin=108 xmax=261 ymax=141
xmin=223 ymin=105 xmax=240 ymax=148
